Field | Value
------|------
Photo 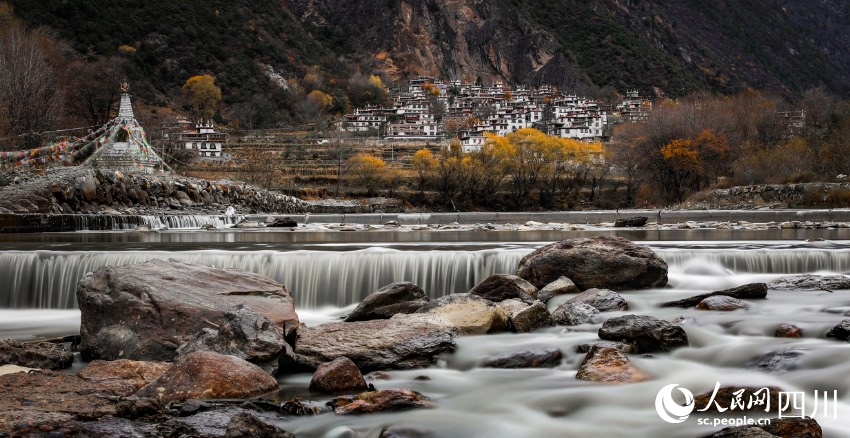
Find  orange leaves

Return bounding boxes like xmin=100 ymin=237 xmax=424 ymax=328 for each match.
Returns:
xmin=182 ymin=75 xmax=222 ymax=120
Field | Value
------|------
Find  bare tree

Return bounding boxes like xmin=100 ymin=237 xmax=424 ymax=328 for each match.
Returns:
xmin=65 ymin=57 xmax=123 ymax=126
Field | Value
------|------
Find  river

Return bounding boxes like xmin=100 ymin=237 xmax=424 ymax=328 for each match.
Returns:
xmin=1 ymin=226 xmax=849 ymax=437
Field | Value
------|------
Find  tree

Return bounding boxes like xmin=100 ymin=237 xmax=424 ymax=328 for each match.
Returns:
xmin=65 ymin=57 xmax=123 ymax=126
xmin=0 ymin=9 xmax=63 ymax=149
xmin=347 ymin=153 xmax=386 ymax=196
xmin=411 ymin=148 xmax=436 ymax=195
xmin=182 ymin=74 xmax=222 ymax=120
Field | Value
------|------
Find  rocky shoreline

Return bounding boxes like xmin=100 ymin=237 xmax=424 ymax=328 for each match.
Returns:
xmin=0 ymin=236 xmax=836 ymax=437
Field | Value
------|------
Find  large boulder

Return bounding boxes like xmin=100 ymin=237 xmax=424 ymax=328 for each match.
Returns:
xmin=598 ymin=315 xmax=689 ymax=353
xmin=566 ymin=288 xmax=629 ymax=312
xmin=0 ymin=339 xmax=74 ymax=370
xmin=661 ymin=283 xmax=767 ymax=307
xmin=77 ymin=259 xmax=299 ymax=362
xmin=309 ymin=357 xmax=369 ymax=393
xmin=479 ymin=347 xmax=563 ymax=369
xmin=415 ymin=294 xmax=508 ymax=335
xmin=575 ymin=345 xmax=650 ymax=384
xmin=345 ymin=282 xmax=430 ymax=322
xmin=552 ymin=302 xmax=599 ymax=326
xmin=135 ymin=351 xmax=279 ymax=403
xmin=516 ymin=236 xmax=668 ymax=290
xmin=294 ymin=314 xmax=458 ymax=372
xmin=78 ymin=359 xmax=171 ymax=396
xmin=468 ymin=274 xmax=538 ymax=304
xmin=176 ymin=306 xmax=289 ymax=373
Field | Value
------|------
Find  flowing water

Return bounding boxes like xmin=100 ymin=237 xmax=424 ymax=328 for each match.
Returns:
xmin=1 ymin=229 xmax=850 ymax=437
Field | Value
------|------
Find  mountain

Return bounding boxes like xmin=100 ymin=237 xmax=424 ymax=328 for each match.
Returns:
xmin=8 ymin=0 xmax=850 ymax=120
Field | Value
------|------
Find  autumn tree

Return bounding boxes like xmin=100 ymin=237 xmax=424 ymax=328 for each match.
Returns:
xmin=182 ymin=74 xmax=222 ymax=120
xmin=347 ymin=153 xmax=386 ymax=196
xmin=411 ymin=148 xmax=436 ymax=195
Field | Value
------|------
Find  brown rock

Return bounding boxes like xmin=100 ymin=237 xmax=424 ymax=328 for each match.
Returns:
xmin=224 ymin=412 xmax=296 ymax=438
xmin=552 ymin=302 xmax=599 ymax=326
xmin=575 ymin=345 xmax=650 ymax=383
xmin=309 ymin=357 xmax=369 ymax=393
xmin=775 ymin=323 xmax=803 ymax=338
xmin=0 ymin=339 xmax=74 ymax=370
xmin=334 ymin=388 xmax=432 ymax=414
xmin=498 ymin=299 xmax=553 ymax=332
xmin=598 ymin=315 xmax=689 ymax=353
xmin=135 ymin=351 xmax=279 ymax=403
xmin=479 ymin=347 xmax=563 ymax=369
xmin=78 ymin=359 xmax=171 ymax=396
xmin=77 ymin=259 xmax=299 ymax=362
xmin=661 ymin=283 xmax=767 ymax=307
xmin=538 ymin=276 xmax=580 ymax=302
xmin=697 ymin=295 xmax=750 ymax=311
xmin=468 ymin=274 xmax=538 ymax=304
xmin=415 ymin=294 xmax=507 ymax=335
xmin=345 ymin=282 xmax=430 ymax=322
xmin=516 ymin=236 xmax=668 ymax=290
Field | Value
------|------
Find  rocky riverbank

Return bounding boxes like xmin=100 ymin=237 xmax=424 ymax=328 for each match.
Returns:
xmin=0 ymin=237 xmax=836 ymax=437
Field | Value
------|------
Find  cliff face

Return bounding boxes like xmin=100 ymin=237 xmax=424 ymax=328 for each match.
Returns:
xmin=288 ymin=0 xmax=590 ymax=88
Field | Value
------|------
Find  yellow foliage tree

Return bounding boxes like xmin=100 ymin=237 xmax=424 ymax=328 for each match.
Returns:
xmin=182 ymin=75 xmax=222 ymax=120
xmin=411 ymin=148 xmax=437 ymax=195
xmin=307 ymin=90 xmax=333 ymax=111
xmin=348 ymin=153 xmax=387 ymax=196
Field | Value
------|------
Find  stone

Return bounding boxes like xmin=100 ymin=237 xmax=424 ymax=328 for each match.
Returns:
xmin=0 ymin=339 xmax=74 ymax=370
xmin=415 ymin=293 xmax=508 ymax=335
xmin=551 ymin=302 xmax=599 ymax=326
xmin=575 ymin=341 xmax=635 ymax=354
xmin=345 ymin=282 xmax=430 ymax=322
xmin=516 ymin=236 xmax=668 ymax=290
xmin=294 ymin=314 xmax=458 ymax=372
xmin=537 ymin=276 xmax=580 ymax=302
xmin=746 ymin=349 xmax=804 ymax=373
xmin=77 ymin=259 xmax=298 ymax=362
xmin=598 ymin=315 xmax=689 ymax=353
xmin=774 ymin=323 xmax=803 ymax=338
xmin=566 ymin=288 xmax=629 ymax=312
xmin=0 ymin=364 xmax=36 ymax=375
xmin=696 ymin=295 xmax=750 ymax=311
xmin=135 ymin=351 xmax=279 ymax=403
xmin=614 ymin=216 xmax=648 ymax=227
xmin=768 ymin=274 xmax=850 ymax=291
xmin=78 ymin=359 xmax=171 ymax=396
xmin=660 ymin=283 xmax=768 ymax=307
xmin=266 ymin=217 xmax=298 ymax=228
xmin=309 ymin=356 xmax=369 ymax=393
xmin=0 ymin=371 xmax=118 ymax=436
xmin=825 ymin=319 xmax=850 ymax=340
xmin=234 ymin=219 xmax=263 ymax=228
xmin=468 ymin=274 xmax=538 ymax=304
xmin=508 ymin=300 xmax=553 ymax=332
xmin=479 ymin=347 xmax=563 ymax=368
xmin=176 ymin=306 xmax=289 ymax=373
xmin=575 ymin=345 xmax=650 ymax=384
xmin=694 ymin=386 xmax=783 ymax=413
xmin=333 ymin=388 xmax=432 ymax=415
xmin=224 ymin=412 xmax=296 ymax=438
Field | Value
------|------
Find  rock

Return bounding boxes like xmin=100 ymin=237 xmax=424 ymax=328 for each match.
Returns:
xmin=694 ymin=386 xmax=783 ymax=413
xmin=234 ymin=219 xmax=263 ymax=228
xmin=135 ymin=351 xmax=279 ymax=403
xmin=479 ymin=347 xmax=563 ymax=368
xmin=0 ymin=364 xmax=37 ymax=375
xmin=345 ymin=282 xmax=430 ymax=322
xmin=380 ymin=425 xmax=438 ymax=438
xmin=775 ymin=323 xmax=802 ymax=338
xmin=575 ymin=345 xmax=650 ymax=383
xmin=468 ymin=274 xmax=538 ymax=304
xmin=115 ymin=396 xmax=163 ymax=419
xmin=333 ymin=388 xmax=432 ymax=415
xmin=746 ymin=349 xmax=804 ymax=373
xmin=768 ymin=274 xmax=850 ymax=291
xmin=551 ymin=302 xmax=599 ymax=326
xmin=0 ymin=339 xmax=74 ymax=370
xmin=77 ymin=359 xmax=171 ymax=396
xmin=266 ymin=217 xmax=298 ymax=228
xmin=506 ymin=300 xmax=553 ymax=332
xmin=825 ymin=319 xmax=850 ymax=340
xmin=177 ymin=306 xmax=289 ymax=373
xmin=598 ymin=315 xmax=689 ymax=353
xmin=294 ymin=314 xmax=458 ymax=372
xmin=77 ymin=259 xmax=298 ymax=362
xmin=575 ymin=341 xmax=635 ymax=354
xmin=516 ymin=236 xmax=668 ymax=290
xmin=224 ymin=412 xmax=296 ymax=438
xmin=0 ymin=370 xmax=117 ymax=436
xmin=661 ymin=283 xmax=768 ymax=307
xmin=696 ymin=295 xmax=750 ymax=311
xmin=671 ymin=315 xmax=698 ymax=326
xmin=566 ymin=288 xmax=629 ymax=312
xmin=309 ymin=356 xmax=369 ymax=393
xmin=538 ymin=276 xmax=580 ymax=302
xmin=614 ymin=216 xmax=648 ymax=227
xmin=702 ymin=418 xmax=822 ymax=438
xmin=415 ymin=293 xmax=508 ymax=335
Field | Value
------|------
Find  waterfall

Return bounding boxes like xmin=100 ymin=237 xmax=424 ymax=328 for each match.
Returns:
xmin=139 ymin=215 xmax=245 ymax=229
xmin=2 ymin=246 xmax=848 ymax=310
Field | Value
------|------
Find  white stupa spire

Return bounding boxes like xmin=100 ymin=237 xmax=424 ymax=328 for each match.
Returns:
xmin=117 ymin=81 xmax=135 ymax=119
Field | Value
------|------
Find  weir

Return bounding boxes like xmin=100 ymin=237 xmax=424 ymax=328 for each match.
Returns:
xmin=2 ymin=245 xmax=849 ymax=310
